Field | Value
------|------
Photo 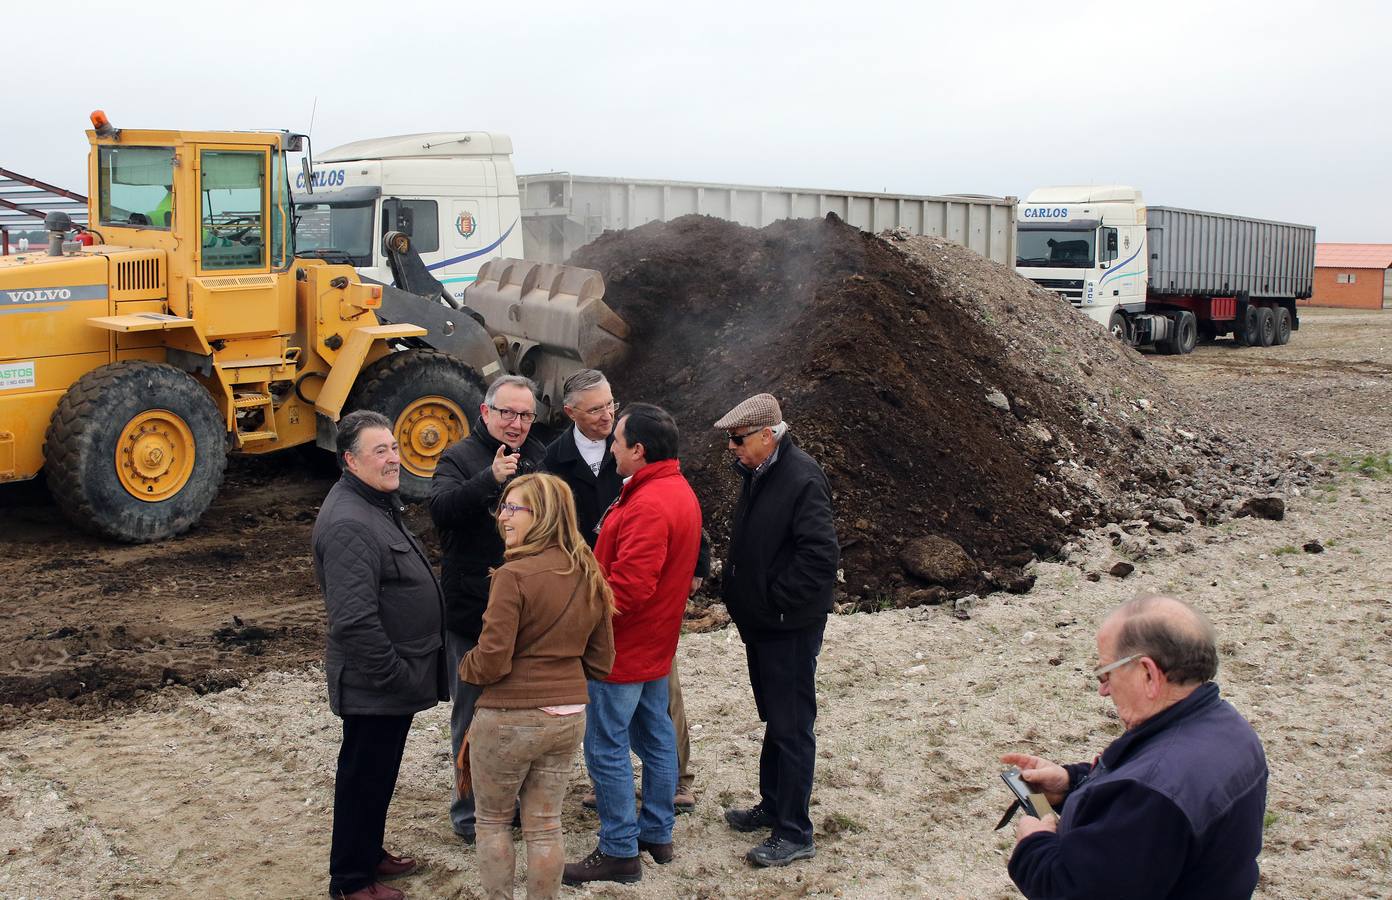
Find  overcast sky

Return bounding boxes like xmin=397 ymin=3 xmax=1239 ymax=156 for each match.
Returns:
xmin=5 ymin=0 xmax=1388 ymax=241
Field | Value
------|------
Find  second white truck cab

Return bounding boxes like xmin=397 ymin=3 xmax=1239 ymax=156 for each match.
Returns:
xmin=293 ymin=132 xmax=524 ymax=303
xmin=1016 ymin=185 xmax=1148 ymax=338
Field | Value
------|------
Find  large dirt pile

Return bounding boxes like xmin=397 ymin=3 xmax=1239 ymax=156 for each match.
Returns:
xmin=572 ymin=214 xmax=1317 ymax=607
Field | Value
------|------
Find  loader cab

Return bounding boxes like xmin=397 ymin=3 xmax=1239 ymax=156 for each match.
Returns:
xmin=88 ymin=124 xmax=302 ymax=336
xmin=90 ymin=127 xmax=297 ymax=274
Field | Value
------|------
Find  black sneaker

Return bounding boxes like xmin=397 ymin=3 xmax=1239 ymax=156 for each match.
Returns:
xmin=724 ymin=803 xmax=776 ymax=833
xmin=562 ymin=846 xmax=641 ymax=885
xmin=746 ymin=835 xmax=816 ymax=867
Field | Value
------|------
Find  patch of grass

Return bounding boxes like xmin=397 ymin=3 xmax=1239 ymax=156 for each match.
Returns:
xmin=1329 ymin=451 xmax=1392 ymax=479
xmin=1264 ymin=811 xmax=1279 ymax=831
xmin=822 ymin=812 xmax=867 ymax=835
xmin=1271 ymin=545 xmax=1298 ymax=556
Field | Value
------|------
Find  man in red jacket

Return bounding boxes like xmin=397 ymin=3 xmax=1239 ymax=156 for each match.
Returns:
xmin=563 ymin=403 xmax=702 ymax=886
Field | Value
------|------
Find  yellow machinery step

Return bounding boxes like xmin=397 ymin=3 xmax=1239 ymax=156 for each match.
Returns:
xmin=233 ymin=393 xmax=272 ymax=409
xmin=236 ymin=430 xmax=278 ymax=443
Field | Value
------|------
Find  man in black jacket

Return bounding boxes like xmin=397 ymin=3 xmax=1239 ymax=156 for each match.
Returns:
xmin=542 ymin=368 xmax=706 ymax=812
xmin=1002 ymin=595 xmax=1267 ymax=899
xmin=714 ymin=393 xmax=839 ymax=868
xmin=313 ymin=410 xmax=448 ymax=900
xmin=428 ymin=375 xmax=545 ymax=842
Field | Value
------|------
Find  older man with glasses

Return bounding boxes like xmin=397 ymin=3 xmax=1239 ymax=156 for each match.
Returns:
xmin=1001 ymin=594 xmax=1268 ymax=899
xmin=429 ymin=374 xmax=547 ymax=844
xmin=715 ymin=393 xmax=840 ymax=868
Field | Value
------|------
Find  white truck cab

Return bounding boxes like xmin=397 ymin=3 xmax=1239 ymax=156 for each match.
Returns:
xmin=292 ymin=132 xmax=524 ymax=303
xmin=1016 ymin=185 xmax=1147 ymax=338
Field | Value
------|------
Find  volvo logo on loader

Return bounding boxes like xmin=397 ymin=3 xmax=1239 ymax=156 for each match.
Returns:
xmin=5 ymin=288 xmax=74 ymax=303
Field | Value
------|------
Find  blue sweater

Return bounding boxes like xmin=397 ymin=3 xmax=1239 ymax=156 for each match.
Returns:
xmin=1009 ymin=683 xmax=1268 ymax=899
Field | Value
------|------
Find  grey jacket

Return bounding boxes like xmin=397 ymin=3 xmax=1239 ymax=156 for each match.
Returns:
xmin=313 ymin=471 xmax=449 ymax=716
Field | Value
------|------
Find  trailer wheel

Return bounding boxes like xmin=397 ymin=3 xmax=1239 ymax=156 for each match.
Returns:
xmin=43 ymin=361 xmax=228 ymax=542
xmin=1273 ymin=307 xmax=1292 ymax=345
xmin=1234 ymin=306 xmax=1259 ymax=346
xmin=1107 ymin=311 xmax=1128 ymax=342
xmin=347 ymin=349 xmax=484 ymax=503
xmin=1256 ymin=307 xmax=1276 ymax=347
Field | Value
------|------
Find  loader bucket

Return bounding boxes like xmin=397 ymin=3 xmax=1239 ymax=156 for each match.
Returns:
xmin=466 ymin=258 xmax=630 ymax=370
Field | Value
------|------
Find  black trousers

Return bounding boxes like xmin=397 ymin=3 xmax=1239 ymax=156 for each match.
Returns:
xmin=745 ymin=619 xmax=825 ymax=844
xmin=329 ymin=713 xmax=414 ymax=895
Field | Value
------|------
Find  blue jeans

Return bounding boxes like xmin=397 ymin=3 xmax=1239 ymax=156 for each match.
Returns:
xmin=584 ymin=677 xmax=677 ymax=857
xmin=447 ymin=630 xmax=483 ymax=834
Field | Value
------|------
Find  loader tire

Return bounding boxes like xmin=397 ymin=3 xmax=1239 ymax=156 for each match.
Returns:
xmin=44 ymin=362 xmax=227 ymax=542
xmin=347 ymin=349 xmax=484 ymax=503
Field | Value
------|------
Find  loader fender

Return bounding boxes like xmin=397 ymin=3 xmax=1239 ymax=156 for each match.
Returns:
xmin=374 ymin=283 xmax=505 ymax=385
xmin=313 ymin=323 xmax=428 ymax=422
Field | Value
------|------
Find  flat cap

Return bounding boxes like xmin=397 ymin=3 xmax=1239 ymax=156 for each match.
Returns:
xmin=714 ymin=393 xmax=782 ymax=430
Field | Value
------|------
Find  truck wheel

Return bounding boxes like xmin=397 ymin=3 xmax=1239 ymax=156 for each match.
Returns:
xmin=43 ymin=361 xmax=228 ymax=542
xmin=347 ymin=349 xmax=484 ymax=503
xmin=1173 ymin=311 xmax=1198 ymax=354
xmin=1256 ymin=307 xmax=1276 ymax=347
xmin=1273 ymin=307 xmax=1292 ymax=345
xmin=1234 ymin=306 xmax=1258 ymax=346
xmin=1107 ymin=311 xmax=1128 ymax=342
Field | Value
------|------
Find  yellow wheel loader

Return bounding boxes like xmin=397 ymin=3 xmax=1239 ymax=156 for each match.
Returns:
xmin=0 ymin=112 xmax=628 ymax=542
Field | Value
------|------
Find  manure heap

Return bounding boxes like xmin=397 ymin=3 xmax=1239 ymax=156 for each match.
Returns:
xmin=575 ymin=214 xmax=1313 ymax=607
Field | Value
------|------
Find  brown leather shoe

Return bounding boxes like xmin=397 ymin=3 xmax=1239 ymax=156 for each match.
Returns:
xmin=332 ymin=881 xmax=405 ymax=900
xmin=581 ymin=790 xmax=597 ymax=810
xmin=638 ymin=838 xmax=674 ymax=864
xmin=376 ymin=851 xmax=418 ymax=880
xmin=562 ymin=846 xmax=641 ymax=885
xmin=674 ymin=786 xmax=696 ymax=813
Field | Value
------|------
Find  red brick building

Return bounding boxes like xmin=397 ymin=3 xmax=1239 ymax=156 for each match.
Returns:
xmin=1306 ymin=244 xmax=1392 ymax=309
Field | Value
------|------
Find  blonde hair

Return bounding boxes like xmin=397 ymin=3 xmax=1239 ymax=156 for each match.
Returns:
xmin=498 ymin=473 xmax=616 ymax=614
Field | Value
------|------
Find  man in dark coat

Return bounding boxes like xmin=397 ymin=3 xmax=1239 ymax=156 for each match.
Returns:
xmin=428 ymin=375 xmax=546 ymax=842
xmin=313 ymin=410 xmax=448 ymax=900
xmin=1002 ymin=595 xmax=1268 ymax=900
xmin=542 ymin=369 xmax=708 ymax=811
xmin=715 ymin=393 xmax=840 ymax=868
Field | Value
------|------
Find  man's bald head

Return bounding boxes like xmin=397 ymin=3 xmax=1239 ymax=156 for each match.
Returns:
xmin=1104 ymin=595 xmax=1218 ymax=686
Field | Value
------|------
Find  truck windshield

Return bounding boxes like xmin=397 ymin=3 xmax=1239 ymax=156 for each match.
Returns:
xmin=1016 ymin=229 xmax=1096 ymax=268
xmin=294 ymin=200 xmax=374 ymax=266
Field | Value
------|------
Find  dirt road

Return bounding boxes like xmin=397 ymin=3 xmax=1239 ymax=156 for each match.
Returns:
xmin=2 ymin=307 xmax=1389 ymax=898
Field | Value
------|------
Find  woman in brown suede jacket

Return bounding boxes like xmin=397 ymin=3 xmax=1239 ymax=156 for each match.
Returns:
xmin=459 ymin=472 xmax=615 ymax=899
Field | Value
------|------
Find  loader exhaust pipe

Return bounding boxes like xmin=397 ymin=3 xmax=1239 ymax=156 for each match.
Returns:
xmin=45 ymin=211 xmax=73 ymax=257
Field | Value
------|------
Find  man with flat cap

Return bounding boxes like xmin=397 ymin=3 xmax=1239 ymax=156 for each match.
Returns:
xmin=715 ymin=392 xmax=840 ymax=868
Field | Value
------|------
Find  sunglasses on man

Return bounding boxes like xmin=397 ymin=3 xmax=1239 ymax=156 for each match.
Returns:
xmin=726 ymin=427 xmax=765 ymax=446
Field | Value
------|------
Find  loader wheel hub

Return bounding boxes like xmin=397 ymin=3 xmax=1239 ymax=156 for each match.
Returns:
xmin=116 ymin=410 xmax=196 ymax=502
xmin=396 ymin=397 xmax=468 ymax=478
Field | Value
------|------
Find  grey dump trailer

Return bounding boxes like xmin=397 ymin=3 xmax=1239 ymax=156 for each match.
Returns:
xmin=520 ymin=173 xmax=1019 ymax=267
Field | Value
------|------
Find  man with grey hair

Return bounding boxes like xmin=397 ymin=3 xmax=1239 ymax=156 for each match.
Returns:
xmin=313 ymin=410 xmax=447 ymax=899
xmin=715 ymin=392 xmax=839 ymax=868
xmin=429 ymin=374 xmax=546 ymax=843
xmin=1002 ymin=594 xmax=1268 ymax=899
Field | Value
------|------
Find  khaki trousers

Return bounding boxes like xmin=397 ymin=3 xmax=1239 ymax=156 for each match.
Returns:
xmin=470 ymin=707 xmax=585 ymax=900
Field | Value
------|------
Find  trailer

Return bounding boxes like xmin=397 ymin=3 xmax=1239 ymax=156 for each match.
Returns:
xmin=518 ymin=173 xmax=1019 ymax=267
xmin=1016 ymin=186 xmax=1315 ymax=353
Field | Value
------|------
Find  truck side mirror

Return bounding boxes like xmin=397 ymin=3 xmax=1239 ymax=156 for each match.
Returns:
xmin=301 ymin=157 xmax=314 ymax=195
xmin=1106 ymin=230 xmax=1118 ymax=254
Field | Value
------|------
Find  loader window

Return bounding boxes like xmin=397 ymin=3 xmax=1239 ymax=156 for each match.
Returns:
xmin=200 ymin=150 xmax=267 ymax=270
xmin=98 ymin=146 xmax=174 ymax=230
xmin=382 ymin=199 xmax=439 ymax=253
